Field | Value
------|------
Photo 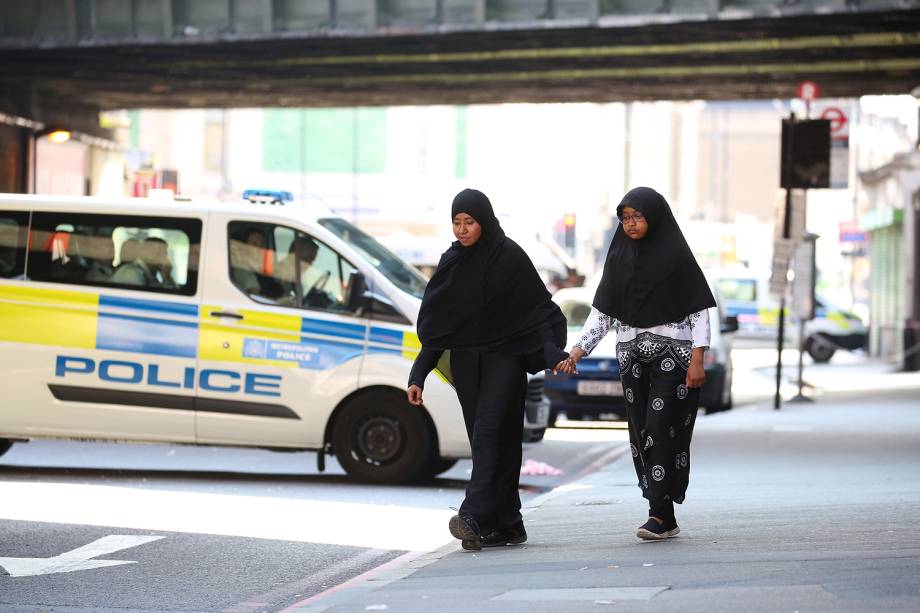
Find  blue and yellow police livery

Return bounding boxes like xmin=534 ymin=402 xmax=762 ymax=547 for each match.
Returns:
xmin=0 ymin=190 xmax=487 ymax=483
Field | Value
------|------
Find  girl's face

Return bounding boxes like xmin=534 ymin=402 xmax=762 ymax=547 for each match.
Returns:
xmin=453 ymin=213 xmax=482 ymax=247
xmin=619 ymin=206 xmax=648 ymax=240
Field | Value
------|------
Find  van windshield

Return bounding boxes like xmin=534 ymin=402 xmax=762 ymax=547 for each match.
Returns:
xmin=318 ymin=218 xmax=428 ymax=300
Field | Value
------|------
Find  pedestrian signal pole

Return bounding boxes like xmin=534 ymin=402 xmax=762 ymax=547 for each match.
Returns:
xmin=775 ymin=112 xmax=795 ymax=410
xmin=775 ymin=103 xmax=832 ymax=409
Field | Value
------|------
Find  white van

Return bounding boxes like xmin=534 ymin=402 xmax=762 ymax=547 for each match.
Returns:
xmin=0 ymin=191 xmax=549 ymax=483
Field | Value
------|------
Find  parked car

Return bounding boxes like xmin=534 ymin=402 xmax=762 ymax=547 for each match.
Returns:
xmin=544 ymin=280 xmax=736 ymax=422
xmin=716 ymin=269 xmax=867 ymax=363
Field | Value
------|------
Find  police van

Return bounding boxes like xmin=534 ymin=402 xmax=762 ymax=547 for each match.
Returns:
xmin=0 ymin=190 xmax=549 ymax=483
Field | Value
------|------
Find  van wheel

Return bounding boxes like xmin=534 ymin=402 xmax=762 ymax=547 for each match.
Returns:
xmin=428 ymin=457 xmax=459 ymax=477
xmin=805 ymin=334 xmax=836 ymax=363
xmin=0 ymin=439 xmax=12 ymax=458
xmin=332 ymin=390 xmax=433 ymax=485
xmin=523 ymin=427 xmax=547 ymax=443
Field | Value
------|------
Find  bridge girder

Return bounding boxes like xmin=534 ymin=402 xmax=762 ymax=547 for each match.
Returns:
xmin=1 ymin=9 xmax=919 ymax=110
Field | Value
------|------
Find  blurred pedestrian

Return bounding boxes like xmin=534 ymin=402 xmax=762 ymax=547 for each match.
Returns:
xmin=407 ymin=188 xmax=568 ymax=551
xmin=556 ymin=187 xmax=715 ymax=540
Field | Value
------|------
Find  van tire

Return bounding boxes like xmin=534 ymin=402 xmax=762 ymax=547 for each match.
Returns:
xmin=0 ymin=439 xmax=12 ymax=458
xmin=523 ymin=427 xmax=546 ymax=443
xmin=805 ymin=334 xmax=836 ymax=363
xmin=428 ymin=457 xmax=459 ymax=477
xmin=332 ymin=390 xmax=433 ymax=485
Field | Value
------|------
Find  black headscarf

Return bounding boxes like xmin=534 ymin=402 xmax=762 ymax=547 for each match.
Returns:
xmin=417 ymin=189 xmax=566 ymax=369
xmin=593 ymin=187 xmax=715 ymax=327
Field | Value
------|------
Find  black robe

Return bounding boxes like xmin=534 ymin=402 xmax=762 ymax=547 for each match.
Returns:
xmin=410 ymin=189 xmax=567 ymax=387
xmin=593 ymin=187 xmax=715 ymax=328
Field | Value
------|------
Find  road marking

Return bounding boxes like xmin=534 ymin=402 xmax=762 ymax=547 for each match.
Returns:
xmin=0 ymin=535 xmax=164 ymax=578
xmin=0 ymin=481 xmax=452 ymax=551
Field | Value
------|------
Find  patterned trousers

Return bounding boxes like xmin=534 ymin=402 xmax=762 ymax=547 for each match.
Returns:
xmin=617 ymin=333 xmax=700 ymax=505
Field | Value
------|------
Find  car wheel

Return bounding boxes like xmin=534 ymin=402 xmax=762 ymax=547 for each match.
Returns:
xmin=332 ymin=390 xmax=433 ymax=485
xmin=547 ymin=406 xmax=559 ymax=428
xmin=0 ymin=439 xmax=11 ymax=458
xmin=805 ymin=334 xmax=836 ymax=363
xmin=523 ymin=428 xmax=546 ymax=443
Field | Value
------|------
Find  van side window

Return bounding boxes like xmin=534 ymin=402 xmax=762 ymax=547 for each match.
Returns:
xmin=228 ymin=221 xmax=359 ymax=314
xmin=0 ymin=212 xmax=29 ymax=279
xmin=29 ymin=212 xmax=201 ymax=296
xmin=717 ymin=278 xmax=757 ymax=302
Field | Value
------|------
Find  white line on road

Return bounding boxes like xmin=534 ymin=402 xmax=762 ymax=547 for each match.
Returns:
xmin=0 ymin=535 xmax=164 ymax=578
xmin=0 ymin=481 xmax=453 ymax=551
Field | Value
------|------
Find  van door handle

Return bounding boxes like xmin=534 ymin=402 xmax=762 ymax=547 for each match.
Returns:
xmin=210 ymin=311 xmax=244 ymax=320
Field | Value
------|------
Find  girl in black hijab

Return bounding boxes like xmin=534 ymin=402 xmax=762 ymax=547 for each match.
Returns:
xmin=408 ymin=188 xmax=567 ymax=551
xmin=558 ymin=187 xmax=715 ymax=540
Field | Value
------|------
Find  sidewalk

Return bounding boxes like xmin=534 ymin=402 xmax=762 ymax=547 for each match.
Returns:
xmin=293 ymin=365 xmax=920 ymax=612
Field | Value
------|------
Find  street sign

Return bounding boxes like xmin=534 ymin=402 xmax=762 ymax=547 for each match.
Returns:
xmin=792 ymin=237 xmax=816 ymax=321
xmin=810 ymin=100 xmax=852 ymax=189
xmin=797 ymin=81 xmax=820 ymax=101
xmin=820 ymin=106 xmax=849 ymax=140
xmin=769 ymin=238 xmax=795 ymax=300
xmin=838 ymin=221 xmax=867 ymax=243
xmin=0 ymin=535 xmax=164 ymax=577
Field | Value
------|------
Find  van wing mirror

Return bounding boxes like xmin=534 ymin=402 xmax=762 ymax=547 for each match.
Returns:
xmin=367 ymin=291 xmax=410 ymax=325
xmin=345 ymin=272 xmax=411 ymax=325
xmin=721 ymin=314 xmax=739 ymax=334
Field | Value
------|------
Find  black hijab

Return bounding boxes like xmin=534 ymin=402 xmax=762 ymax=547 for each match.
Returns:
xmin=593 ymin=187 xmax=715 ymax=327
xmin=417 ymin=189 xmax=566 ymax=367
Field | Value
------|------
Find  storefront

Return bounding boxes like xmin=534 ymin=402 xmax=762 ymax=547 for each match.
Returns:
xmin=858 ymin=151 xmax=920 ymax=370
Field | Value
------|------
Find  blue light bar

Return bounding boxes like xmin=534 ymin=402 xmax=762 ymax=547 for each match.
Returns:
xmin=243 ymin=189 xmax=294 ymax=204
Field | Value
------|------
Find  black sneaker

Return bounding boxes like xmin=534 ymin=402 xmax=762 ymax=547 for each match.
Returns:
xmin=481 ymin=522 xmax=528 ymax=548
xmin=449 ymin=514 xmax=482 ymax=551
xmin=636 ymin=516 xmax=680 ymax=540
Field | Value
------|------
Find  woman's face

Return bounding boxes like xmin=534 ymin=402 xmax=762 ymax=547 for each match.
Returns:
xmin=453 ymin=213 xmax=482 ymax=247
xmin=619 ymin=206 xmax=648 ymax=240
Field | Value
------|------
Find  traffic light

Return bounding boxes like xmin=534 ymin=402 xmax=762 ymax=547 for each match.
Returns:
xmin=563 ymin=213 xmax=576 ymax=250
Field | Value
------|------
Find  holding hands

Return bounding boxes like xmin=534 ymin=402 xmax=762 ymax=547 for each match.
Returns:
xmin=553 ymin=346 xmax=586 ymax=375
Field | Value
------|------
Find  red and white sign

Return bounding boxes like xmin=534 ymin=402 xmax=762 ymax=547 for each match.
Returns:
xmin=797 ymin=81 xmax=820 ymax=102
xmin=820 ymin=106 xmax=849 ymax=141
xmin=812 ymin=99 xmax=852 ymax=189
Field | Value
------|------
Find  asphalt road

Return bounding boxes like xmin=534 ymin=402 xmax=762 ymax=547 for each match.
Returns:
xmin=0 ymin=425 xmax=628 ymax=612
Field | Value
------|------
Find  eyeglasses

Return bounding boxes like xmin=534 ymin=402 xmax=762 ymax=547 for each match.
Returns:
xmin=618 ymin=211 xmax=646 ymax=224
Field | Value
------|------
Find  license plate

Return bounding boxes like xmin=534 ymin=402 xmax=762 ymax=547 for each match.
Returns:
xmin=577 ymin=380 xmax=623 ymax=396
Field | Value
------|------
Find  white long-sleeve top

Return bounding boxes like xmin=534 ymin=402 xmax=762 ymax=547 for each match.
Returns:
xmin=574 ymin=306 xmax=711 ymax=356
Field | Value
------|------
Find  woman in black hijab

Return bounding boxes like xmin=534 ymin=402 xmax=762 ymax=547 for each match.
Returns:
xmin=558 ymin=187 xmax=715 ymax=540
xmin=408 ymin=188 xmax=567 ymax=551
